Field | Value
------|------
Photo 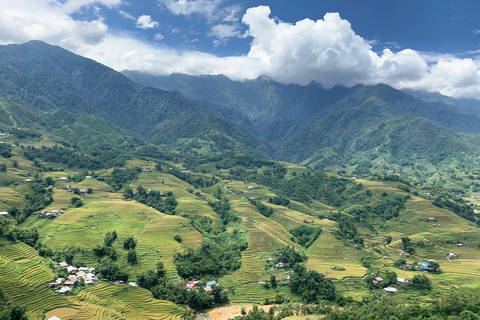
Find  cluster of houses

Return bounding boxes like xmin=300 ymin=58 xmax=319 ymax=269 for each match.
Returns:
xmin=65 ymin=185 xmax=88 ymax=195
xmin=372 ymin=276 xmax=409 ymax=294
xmin=49 ymin=262 xmax=98 ymax=295
xmin=185 ymin=280 xmax=217 ymax=293
xmin=43 ymin=209 xmax=66 ymax=217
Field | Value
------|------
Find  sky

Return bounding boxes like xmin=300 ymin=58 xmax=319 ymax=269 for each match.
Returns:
xmin=0 ymin=0 xmax=480 ymax=99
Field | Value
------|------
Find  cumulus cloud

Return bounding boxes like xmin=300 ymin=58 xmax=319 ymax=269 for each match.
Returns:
xmin=136 ymin=15 xmax=159 ymax=29
xmin=1 ymin=2 xmax=479 ymax=100
xmin=0 ymin=0 xmax=109 ymax=50
xmin=80 ymin=35 xmax=266 ymax=80
xmin=154 ymin=32 xmax=165 ymax=41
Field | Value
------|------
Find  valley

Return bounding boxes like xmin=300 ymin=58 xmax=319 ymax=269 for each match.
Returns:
xmin=0 ymin=41 xmax=480 ymax=320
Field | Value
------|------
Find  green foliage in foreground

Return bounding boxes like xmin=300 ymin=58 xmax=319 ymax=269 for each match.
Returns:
xmin=0 ymin=288 xmax=27 ymax=320
xmin=326 ymin=289 xmax=480 ymax=320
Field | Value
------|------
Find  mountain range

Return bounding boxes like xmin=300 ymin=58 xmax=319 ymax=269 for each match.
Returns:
xmin=2 ymin=40 xmax=480 ymax=177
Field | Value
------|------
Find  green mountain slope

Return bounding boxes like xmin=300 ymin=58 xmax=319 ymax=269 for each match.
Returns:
xmin=0 ymin=41 xmax=266 ymax=155
xmin=276 ymin=85 xmax=480 ymax=173
xmin=122 ymin=71 xmax=356 ymax=143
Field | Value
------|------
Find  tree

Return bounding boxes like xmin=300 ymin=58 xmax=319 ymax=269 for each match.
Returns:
xmin=70 ymin=197 xmax=83 ymax=207
xmin=429 ymin=261 xmax=441 ymax=272
xmin=186 ymin=287 xmax=214 ymax=310
xmin=104 ymin=231 xmax=118 ymax=247
xmin=411 ymin=274 xmax=432 ymax=291
xmin=98 ymin=259 xmax=119 ymax=281
xmin=7 ymin=207 xmax=20 ymax=218
xmin=12 ymin=160 xmax=18 ymax=168
xmin=45 ymin=177 xmax=54 ymax=186
xmin=156 ymin=261 xmax=166 ymax=279
xmin=138 ymin=270 xmax=160 ymax=290
xmin=123 ymin=236 xmax=136 ymax=250
xmin=402 ymin=236 xmax=411 ymax=249
xmin=127 ymin=249 xmax=137 ymax=264
xmin=212 ymin=284 xmax=229 ymax=304
xmin=385 ymin=235 xmax=392 ymax=245
xmin=270 ymin=275 xmax=277 ymax=289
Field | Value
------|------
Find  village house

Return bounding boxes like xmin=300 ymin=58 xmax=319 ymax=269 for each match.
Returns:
xmin=58 ymin=262 xmax=68 ymax=268
xmin=275 ymin=262 xmax=284 ymax=268
xmin=66 ymin=266 xmax=77 ymax=273
xmin=64 ymin=275 xmax=77 ymax=287
xmin=258 ymin=282 xmax=266 ymax=286
xmin=48 ymin=316 xmax=62 ymax=320
xmin=247 ymin=186 xmax=255 ymax=190
xmin=206 ymin=280 xmax=217 ymax=287
xmin=58 ymin=177 xmax=68 ymax=182
xmin=85 ymin=175 xmax=92 ymax=179
xmin=372 ymin=276 xmax=384 ymax=284
xmin=204 ymin=286 xmax=212 ymax=293
xmin=186 ymin=281 xmax=198 ymax=289
xmin=0 ymin=212 xmax=9 ymax=216
xmin=384 ymin=287 xmax=399 ymax=294
xmin=305 ymin=220 xmax=313 ymax=223
xmin=48 ymin=278 xmax=65 ymax=288
xmin=79 ymin=190 xmax=88 ymax=195
xmin=57 ymin=286 xmax=71 ymax=295
xmin=397 ymin=278 xmax=409 ymax=284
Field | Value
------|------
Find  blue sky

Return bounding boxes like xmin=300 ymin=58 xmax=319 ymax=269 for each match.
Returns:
xmin=0 ymin=0 xmax=480 ymax=99
xmin=94 ymin=0 xmax=480 ymax=56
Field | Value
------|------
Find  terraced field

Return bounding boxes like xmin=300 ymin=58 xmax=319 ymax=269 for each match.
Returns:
xmin=53 ymin=282 xmax=186 ymax=320
xmin=0 ymin=243 xmax=73 ymax=319
xmin=306 ymin=232 xmax=366 ymax=279
xmin=221 ymin=197 xmax=301 ymax=302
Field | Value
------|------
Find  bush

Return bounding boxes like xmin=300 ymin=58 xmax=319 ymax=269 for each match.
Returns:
xmin=411 ymin=274 xmax=432 ymax=291
xmin=70 ymin=197 xmax=83 ymax=207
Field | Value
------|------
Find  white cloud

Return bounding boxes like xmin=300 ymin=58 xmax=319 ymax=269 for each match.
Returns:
xmin=136 ymin=15 xmax=159 ymax=29
xmin=0 ymin=0 xmax=109 ymax=49
xmin=154 ymin=32 xmax=164 ymax=40
xmin=80 ymin=34 xmax=266 ymax=80
xmin=473 ymin=29 xmax=480 ymax=35
xmin=119 ymin=10 xmax=136 ymax=20
xmin=0 ymin=2 xmax=479 ymax=100
xmin=157 ymin=0 xmax=241 ymax=25
xmin=158 ymin=0 xmax=222 ymax=21
xmin=209 ymin=24 xmax=241 ymax=39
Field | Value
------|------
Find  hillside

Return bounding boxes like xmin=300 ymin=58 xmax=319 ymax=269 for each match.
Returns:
xmin=0 ymin=41 xmax=266 ymax=155
xmin=122 ymin=71 xmax=356 ymax=143
xmin=123 ymin=72 xmax=480 ymax=180
xmin=1 ymin=131 xmax=480 ymax=319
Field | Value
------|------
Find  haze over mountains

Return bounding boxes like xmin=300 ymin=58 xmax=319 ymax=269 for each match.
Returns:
xmin=2 ymin=40 xmax=480 ymax=176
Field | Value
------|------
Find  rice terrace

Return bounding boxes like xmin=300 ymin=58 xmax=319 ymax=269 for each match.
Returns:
xmin=2 ymin=1 xmax=480 ymax=320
